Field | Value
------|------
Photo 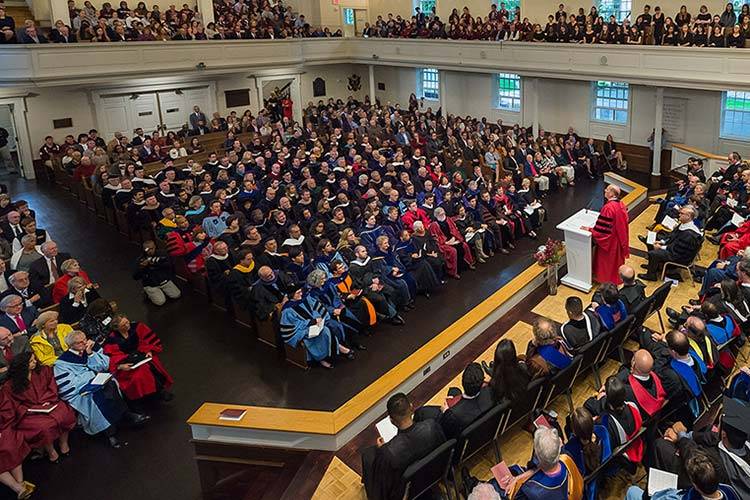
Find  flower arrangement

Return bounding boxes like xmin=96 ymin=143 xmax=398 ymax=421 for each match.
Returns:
xmin=533 ymin=238 xmax=566 ymax=267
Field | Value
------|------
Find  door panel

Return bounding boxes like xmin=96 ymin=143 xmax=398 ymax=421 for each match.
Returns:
xmin=129 ymin=93 xmax=159 ymax=134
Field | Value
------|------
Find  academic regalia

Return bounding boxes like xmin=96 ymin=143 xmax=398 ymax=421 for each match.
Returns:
xmin=348 ymin=258 xmax=398 ymax=318
xmin=279 ymin=294 xmax=341 ymax=362
xmin=525 ymin=340 xmax=573 ymax=379
xmin=307 ymin=280 xmax=363 ymax=337
xmin=410 ymin=233 xmax=446 ymax=280
xmin=562 ymin=425 xmax=612 ymax=500
xmin=206 ymin=254 xmax=235 ymax=305
xmin=601 ymin=401 xmax=644 ymax=463
xmin=53 ymin=349 xmax=128 ymax=435
xmin=0 ymin=390 xmax=30 ymax=472
xmin=561 ymin=310 xmax=602 ymax=350
xmin=103 ymin=322 xmax=173 ymax=400
xmin=627 ymin=372 xmax=667 ymax=418
xmin=395 ymin=239 xmax=444 ymax=286
xmin=428 ymin=218 xmax=473 ymax=278
xmin=669 ymin=355 xmax=706 ymax=418
xmin=6 ymin=366 xmax=76 ymax=447
xmin=250 ymin=272 xmax=294 ymax=319
xmin=330 ymin=272 xmax=377 ymax=326
xmin=705 ymin=314 xmax=740 ymax=345
xmin=591 ymin=199 xmax=629 ymax=285
xmin=226 ymin=262 xmax=255 ymax=311
xmin=507 ymin=454 xmax=584 ymax=500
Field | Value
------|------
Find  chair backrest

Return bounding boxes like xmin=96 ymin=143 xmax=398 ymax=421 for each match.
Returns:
xmin=454 ymin=402 xmax=510 ymax=465
xmin=503 ymin=378 xmax=546 ymax=434
xmin=577 ymin=331 xmax=612 ymax=372
xmin=646 ymin=282 xmax=672 ymax=321
xmin=542 ymin=355 xmax=583 ymax=409
xmin=606 ymin=315 xmax=636 ymax=358
xmin=401 ymin=439 xmax=456 ymax=500
xmin=629 ymin=297 xmax=652 ymax=335
xmin=584 ymin=425 xmax=648 ymax=485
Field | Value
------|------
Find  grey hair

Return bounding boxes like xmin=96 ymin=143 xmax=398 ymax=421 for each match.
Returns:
xmin=21 ymin=234 xmax=36 ymax=246
xmin=413 ymin=220 xmax=424 ymax=231
xmin=433 ymin=207 xmax=446 ymax=218
xmin=682 ymin=205 xmax=697 ymax=219
xmin=0 ymin=294 xmax=21 ymax=311
xmin=533 ymin=427 xmax=562 ymax=471
xmin=64 ymin=329 xmax=86 ymax=346
xmin=467 ymin=483 xmax=501 ymax=500
xmin=40 ymin=240 xmax=57 ymax=253
xmin=60 ymin=259 xmax=78 ymax=273
xmin=67 ymin=276 xmax=86 ymax=293
xmin=306 ymin=269 xmax=327 ymax=288
xmin=533 ymin=317 xmax=558 ymax=346
xmin=8 ymin=271 xmax=28 ymax=284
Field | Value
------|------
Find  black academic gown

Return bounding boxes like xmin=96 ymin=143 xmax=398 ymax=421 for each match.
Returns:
xmin=361 ymin=419 xmax=446 ymax=500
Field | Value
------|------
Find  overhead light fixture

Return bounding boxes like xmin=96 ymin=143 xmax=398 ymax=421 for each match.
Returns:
xmin=129 ymin=94 xmax=139 ymax=100
xmin=175 ymin=89 xmax=183 ymax=95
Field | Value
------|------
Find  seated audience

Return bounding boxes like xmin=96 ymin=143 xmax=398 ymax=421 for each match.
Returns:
xmin=561 ymin=296 xmax=603 ymax=350
xmin=7 ymin=351 xmax=76 ymax=463
xmin=487 ymin=339 xmax=531 ymax=406
xmin=562 ymin=407 xmax=611 ymax=500
xmin=599 ymin=376 xmax=645 ymax=465
xmin=10 ymin=235 xmax=42 ymax=273
xmin=0 ymin=387 xmax=33 ymax=499
xmin=361 ymin=392 xmax=446 ymax=500
xmin=51 ymin=258 xmax=95 ymax=304
xmin=0 ymin=325 xmax=31 ymax=384
xmin=30 ymin=310 xmax=72 ymax=366
xmin=103 ymin=314 xmax=174 ymax=403
xmin=2 ymin=271 xmax=50 ymax=309
xmin=0 ymin=295 xmax=37 ymax=337
xmin=524 ymin=317 xmax=573 ymax=378
xmin=53 ymin=330 xmax=148 ymax=448
xmin=638 ymin=206 xmax=703 ymax=281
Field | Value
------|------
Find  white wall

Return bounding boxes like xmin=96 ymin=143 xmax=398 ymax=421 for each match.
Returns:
xmin=25 ymin=88 xmax=95 ymax=152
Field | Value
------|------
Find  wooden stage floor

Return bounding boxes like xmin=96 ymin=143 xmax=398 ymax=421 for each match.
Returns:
xmin=3 ymin=174 xmax=605 ymax=500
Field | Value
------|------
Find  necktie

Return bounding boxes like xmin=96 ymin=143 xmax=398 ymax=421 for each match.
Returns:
xmin=50 ymin=259 xmax=59 ymax=281
xmin=12 ymin=225 xmax=21 ymax=238
xmin=14 ymin=314 xmax=26 ymax=332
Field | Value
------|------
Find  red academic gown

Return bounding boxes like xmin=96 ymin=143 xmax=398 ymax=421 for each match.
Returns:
xmin=0 ymin=390 xmax=30 ymax=472
xmin=103 ymin=322 xmax=173 ymax=400
xmin=591 ymin=199 xmax=629 ymax=284
xmin=719 ymin=220 xmax=750 ymax=259
xmin=6 ymin=366 xmax=76 ymax=447
xmin=428 ymin=218 xmax=474 ymax=278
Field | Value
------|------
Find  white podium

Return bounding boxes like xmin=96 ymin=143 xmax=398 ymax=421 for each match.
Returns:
xmin=556 ymin=209 xmax=600 ymax=292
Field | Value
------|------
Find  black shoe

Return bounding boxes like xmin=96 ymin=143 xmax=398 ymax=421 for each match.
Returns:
xmin=689 ymin=298 xmax=702 ymax=306
xmin=499 ymin=248 xmax=510 ymax=255
xmin=706 ymin=235 xmax=721 ymax=245
xmin=668 ymin=316 xmax=680 ymax=328
xmin=391 ymin=315 xmax=405 ymax=326
xmin=108 ymin=436 xmax=126 ymax=448
xmin=638 ymin=273 xmax=657 ymax=281
xmin=666 ymin=307 xmax=680 ymax=320
xmin=125 ymin=412 xmax=150 ymax=426
xmin=354 ymin=343 xmax=367 ymax=351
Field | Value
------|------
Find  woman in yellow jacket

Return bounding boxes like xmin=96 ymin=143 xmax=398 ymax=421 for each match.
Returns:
xmin=30 ymin=311 xmax=73 ymax=366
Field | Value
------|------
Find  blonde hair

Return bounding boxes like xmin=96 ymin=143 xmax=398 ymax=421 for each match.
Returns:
xmin=33 ymin=310 xmax=59 ymax=331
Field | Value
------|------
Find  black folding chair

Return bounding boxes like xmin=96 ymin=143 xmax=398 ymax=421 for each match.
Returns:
xmin=451 ymin=403 xmax=510 ymax=498
xmin=646 ymin=282 xmax=672 ymax=334
xmin=541 ymin=355 xmax=584 ymax=414
xmin=576 ymin=331 xmax=613 ymax=389
xmin=401 ymin=439 xmax=456 ymax=500
xmin=605 ymin=315 xmax=636 ymax=365
xmin=501 ymin=378 xmax=546 ymax=435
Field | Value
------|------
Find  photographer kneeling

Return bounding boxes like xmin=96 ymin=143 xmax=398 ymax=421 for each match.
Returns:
xmin=133 ymin=240 xmax=181 ymax=306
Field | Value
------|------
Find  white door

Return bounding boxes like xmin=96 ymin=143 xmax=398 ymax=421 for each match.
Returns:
xmin=157 ymin=90 xmax=187 ymax=133
xmin=354 ymin=9 xmax=368 ymax=36
xmin=100 ymin=95 xmax=131 ymax=140
xmin=128 ymin=93 xmax=160 ymax=134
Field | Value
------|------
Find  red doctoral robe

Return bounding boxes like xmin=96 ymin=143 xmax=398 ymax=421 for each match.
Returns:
xmin=428 ymin=218 xmax=474 ymax=278
xmin=103 ymin=322 xmax=173 ymax=400
xmin=0 ymin=390 xmax=29 ymax=472
xmin=6 ymin=366 xmax=76 ymax=447
xmin=591 ymin=199 xmax=629 ymax=285
xmin=719 ymin=220 xmax=750 ymax=259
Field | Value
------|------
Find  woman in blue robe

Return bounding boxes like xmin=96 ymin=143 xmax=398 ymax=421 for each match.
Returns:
xmin=279 ymin=286 xmax=352 ymax=369
xmin=563 ymin=407 xmax=612 ymax=500
xmin=306 ymin=269 xmax=364 ymax=339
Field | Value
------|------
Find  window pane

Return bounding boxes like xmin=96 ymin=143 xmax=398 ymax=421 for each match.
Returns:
xmin=592 ymin=80 xmax=629 ymax=124
xmin=495 ymin=73 xmax=521 ymax=112
xmin=721 ymin=90 xmax=750 ymax=141
xmin=597 ymin=0 xmax=632 ymax=23
xmin=343 ymin=8 xmax=354 ymax=25
xmin=417 ymin=68 xmax=440 ymax=101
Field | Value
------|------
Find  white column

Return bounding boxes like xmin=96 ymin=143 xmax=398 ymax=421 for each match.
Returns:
xmin=291 ymin=75 xmax=303 ymax=123
xmin=368 ymin=65 xmax=376 ymax=103
xmin=439 ymin=70 xmax=447 ymax=116
xmin=196 ymin=0 xmax=215 ymax=26
xmin=652 ymin=87 xmax=664 ymax=177
xmin=49 ymin=0 xmax=69 ymax=24
xmin=532 ymin=78 xmax=540 ymax=138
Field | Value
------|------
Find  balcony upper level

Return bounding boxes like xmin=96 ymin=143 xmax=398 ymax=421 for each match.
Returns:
xmin=1 ymin=37 xmax=749 ymax=90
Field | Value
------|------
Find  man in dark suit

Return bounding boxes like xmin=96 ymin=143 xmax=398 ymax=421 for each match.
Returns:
xmin=19 ymin=25 xmax=48 ymax=44
xmin=0 ymin=294 xmax=38 ymax=336
xmin=434 ymin=362 xmax=494 ymax=440
xmin=0 ymin=326 xmax=31 ymax=383
xmin=189 ymin=106 xmax=207 ymax=131
xmin=638 ymin=206 xmax=703 ymax=281
xmin=361 ymin=393 xmax=446 ymax=500
xmin=51 ymin=25 xmax=77 ymax=43
xmin=29 ymin=240 xmax=70 ymax=287
xmin=0 ymin=210 xmax=23 ymax=244
xmin=2 ymin=271 xmax=51 ymax=309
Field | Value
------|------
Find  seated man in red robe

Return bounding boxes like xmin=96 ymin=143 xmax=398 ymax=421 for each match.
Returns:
xmin=718 ymin=219 xmax=750 ymax=259
xmin=103 ymin=314 xmax=173 ymax=406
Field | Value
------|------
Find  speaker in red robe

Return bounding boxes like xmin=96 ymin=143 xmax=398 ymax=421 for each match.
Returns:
xmin=590 ymin=186 xmax=630 ymax=285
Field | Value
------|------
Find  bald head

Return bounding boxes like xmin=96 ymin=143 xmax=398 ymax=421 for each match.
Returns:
xmin=258 ymin=266 xmax=274 ymax=281
xmin=632 ymin=349 xmax=654 ymax=375
xmin=619 ymin=265 xmax=635 ymax=284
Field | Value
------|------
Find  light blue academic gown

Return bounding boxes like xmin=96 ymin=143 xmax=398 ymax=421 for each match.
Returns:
xmin=280 ymin=295 xmax=342 ymax=362
xmin=53 ymin=349 xmax=117 ymax=435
